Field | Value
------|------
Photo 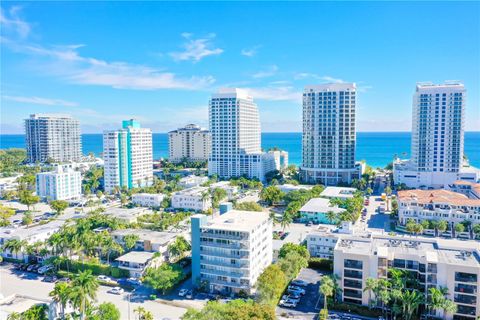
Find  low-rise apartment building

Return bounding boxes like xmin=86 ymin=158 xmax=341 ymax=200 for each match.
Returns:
xmin=448 ymin=181 xmax=480 ymax=200
xmin=116 ymin=251 xmax=160 ymax=278
xmin=278 ymin=184 xmax=313 ymax=194
xmin=320 ymin=186 xmax=357 ymax=200
xmin=36 ymin=165 xmax=82 ymax=201
xmin=171 ymin=187 xmax=211 ymax=212
xmin=178 ymin=175 xmax=209 ymax=189
xmin=111 ymin=229 xmax=177 ymax=261
xmin=209 ymin=181 xmax=239 ymax=200
xmin=299 ymin=198 xmax=345 ymax=224
xmin=332 ymin=234 xmax=480 ymax=320
xmin=191 ymin=210 xmax=272 ymax=295
xmin=397 ymin=189 xmax=480 ymax=225
xmin=103 ymin=207 xmax=149 ymax=223
xmin=132 ymin=193 xmax=165 ymax=208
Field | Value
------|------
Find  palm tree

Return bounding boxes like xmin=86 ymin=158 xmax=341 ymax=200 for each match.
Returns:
xmin=319 ymin=275 xmax=334 ymax=311
xmin=364 ymin=278 xmax=378 ymax=308
xmin=70 ymin=270 xmax=99 ymax=320
xmin=441 ymin=299 xmax=457 ymax=320
xmin=134 ymin=306 xmax=154 ymax=320
xmin=428 ymin=287 xmax=448 ymax=317
xmin=49 ymin=282 xmax=71 ymax=319
xmin=401 ymin=290 xmax=424 ymax=320
xmin=325 ymin=210 xmax=337 ymax=225
xmin=280 ymin=212 xmax=293 ymax=231
xmin=3 ymin=239 xmax=27 ymax=260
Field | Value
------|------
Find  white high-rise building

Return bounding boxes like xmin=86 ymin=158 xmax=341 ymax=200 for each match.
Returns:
xmin=301 ymin=83 xmax=360 ymax=185
xmin=103 ymin=120 xmax=153 ymax=193
xmin=25 ymin=114 xmax=82 ymax=163
xmin=394 ymin=82 xmax=479 ymax=188
xmin=208 ymin=88 xmax=275 ymax=181
xmin=36 ymin=165 xmax=82 ymax=201
xmin=168 ymin=124 xmax=211 ymax=163
xmin=191 ymin=210 xmax=273 ymax=295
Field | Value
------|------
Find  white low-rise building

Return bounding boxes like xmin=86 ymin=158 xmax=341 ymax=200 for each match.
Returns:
xmin=132 ymin=193 xmax=165 ymax=208
xmin=448 ymin=180 xmax=480 ymax=200
xmin=36 ymin=165 xmax=82 ymax=201
xmin=320 ymin=186 xmax=357 ymax=200
xmin=0 ymin=220 xmax=63 ymax=261
xmin=191 ymin=209 xmax=273 ymax=295
xmin=278 ymin=184 xmax=313 ymax=194
xmin=299 ymin=198 xmax=346 ymax=224
xmin=179 ymin=175 xmax=209 ymax=189
xmin=0 ymin=176 xmax=19 ymax=197
xmin=397 ymin=189 xmax=480 ymax=226
xmin=116 ymin=251 xmax=161 ymax=278
xmin=209 ymin=181 xmax=239 ymax=200
xmin=171 ymin=187 xmax=211 ymax=212
xmin=103 ymin=207 xmax=149 ymax=223
xmin=112 ymin=229 xmax=177 ymax=261
xmin=333 ymin=233 xmax=480 ymax=320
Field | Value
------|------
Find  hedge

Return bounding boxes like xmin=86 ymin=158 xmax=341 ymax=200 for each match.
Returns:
xmin=331 ymin=302 xmax=383 ymax=317
xmin=308 ymin=258 xmax=333 ymax=271
xmin=57 ymin=259 xmax=129 ymax=278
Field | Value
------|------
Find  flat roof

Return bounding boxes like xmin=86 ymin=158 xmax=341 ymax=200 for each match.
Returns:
xmin=0 ymin=220 xmax=64 ymax=240
xmin=104 ymin=207 xmax=148 ymax=216
xmin=203 ymin=209 xmax=269 ymax=232
xmin=320 ymin=187 xmax=357 ymax=198
xmin=174 ymin=186 xmax=208 ymax=196
xmin=116 ymin=251 xmax=154 ymax=263
xmin=300 ymin=198 xmax=345 ymax=213
xmin=112 ymin=229 xmax=176 ymax=245
xmin=398 ymin=189 xmax=480 ymax=206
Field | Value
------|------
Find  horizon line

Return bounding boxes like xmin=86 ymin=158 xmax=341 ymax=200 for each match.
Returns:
xmin=2 ymin=131 xmax=480 ymax=135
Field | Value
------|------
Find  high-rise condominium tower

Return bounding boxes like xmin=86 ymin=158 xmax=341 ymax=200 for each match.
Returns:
xmin=394 ymin=82 xmax=479 ymax=188
xmin=301 ymin=83 xmax=360 ymax=185
xmin=208 ymin=88 xmax=274 ymax=180
xmin=168 ymin=124 xmax=211 ymax=163
xmin=24 ymin=114 xmax=82 ymax=163
xmin=103 ymin=120 xmax=153 ymax=193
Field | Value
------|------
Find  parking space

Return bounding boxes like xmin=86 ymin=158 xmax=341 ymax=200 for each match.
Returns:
xmin=276 ymin=267 xmax=326 ymax=319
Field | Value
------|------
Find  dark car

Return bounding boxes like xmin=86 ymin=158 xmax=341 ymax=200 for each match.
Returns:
xmin=43 ymin=275 xmax=58 ymax=283
xmin=58 ymin=277 xmax=71 ymax=283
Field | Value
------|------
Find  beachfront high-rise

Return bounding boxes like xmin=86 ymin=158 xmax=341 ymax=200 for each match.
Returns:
xmin=394 ymin=82 xmax=479 ymax=188
xmin=103 ymin=120 xmax=153 ymax=193
xmin=24 ymin=114 xmax=82 ymax=163
xmin=208 ymin=88 xmax=275 ymax=181
xmin=168 ymin=124 xmax=211 ymax=163
xmin=301 ymin=83 xmax=361 ymax=186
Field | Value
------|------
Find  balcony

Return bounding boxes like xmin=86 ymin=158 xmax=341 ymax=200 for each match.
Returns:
xmin=343 ymin=279 xmax=362 ymax=289
xmin=455 ymin=273 xmax=477 ymax=283
xmin=201 ymin=259 xmax=249 ymax=269
xmin=200 ymin=240 xmax=248 ymax=250
xmin=454 ymin=294 xmax=477 ymax=305
xmin=344 ymin=260 xmax=363 ymax=270
xmin=455 ymin=284 xmax=477 ymax=295
xmin=344 ymin=269 xmax=363 ymax=279
xmin=201 ymin=267 xmax=247 ymax=278
xmin=200 ymin=250 xmax=249 ymax=260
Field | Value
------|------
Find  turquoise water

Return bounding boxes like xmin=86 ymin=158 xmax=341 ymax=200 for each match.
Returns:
xmin=1 ymin=132 xmax=479 ymax=168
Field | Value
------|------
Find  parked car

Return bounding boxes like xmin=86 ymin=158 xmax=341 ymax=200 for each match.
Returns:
xmin=178 ymin=289 xmax=188 ymax=297
xmin=32 ymin=264 xmax=41 ymax=272
xmin=108 ymin=287 xmax=124 ymax=295
xmin=291 ymin=279 xmax=308 ymax=287
xmin=288 ymin=285 xmax=306 ymax=295
xmin=97 ymin=275 xmax=112 ymax=282
xmin=58 ymin=277 xmax=71 ymax=283
xmin=43 ymin=275 xmax=58 ymax=283
xmin=26 ymin=264 xmax=36 ymax=272
xmin=38 ymin=265 xmax=54 ymax=274
xmin=280 ymin=299 xmax=297 ymax=308
xmin=127 ymin=277 xmax=141 ymax=285
xmin=185 ymin=290 xmax=193 ymax=299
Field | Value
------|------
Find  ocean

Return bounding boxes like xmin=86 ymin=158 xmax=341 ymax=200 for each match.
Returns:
xmin=1 ymin=132 xmax=479 ymax=168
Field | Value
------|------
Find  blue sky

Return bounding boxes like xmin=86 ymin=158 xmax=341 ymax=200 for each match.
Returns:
xmin=1 ymin=1 xmax=479 ymax=133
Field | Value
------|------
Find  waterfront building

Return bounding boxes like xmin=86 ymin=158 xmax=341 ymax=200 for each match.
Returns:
xmin=171 ymin=187 xmax=212 ymax=212
xmin=132 ymin=193 xmax=165 ymax=208
xmin=301 ymin=83 xmax=361 ymax=185
xmin=268 ymin=150 xmax=289 ymax=171
xmin=208 ymin=88 xmax=276 ymax=181
xmin=25 ymin=114 xmax=82 ymax=163
xmin=191 ymin=209 xmax=272 ymax=295
xmin=332 ymin=233 xmax=480 ymax=320
xmin=397 ymin=189 xmax=480 ymax=226
xmin=448 ymin=180 xmax=480 ymax=200
xmin=36 ymin=165 xmax=82 ymax=201
xmin=168 ymin=124 xmax=211 ymax=163
xmin=103 ymin=120 xmax=153 ymax=193
xmin=394 ymin=82 xmax=480 ymax=188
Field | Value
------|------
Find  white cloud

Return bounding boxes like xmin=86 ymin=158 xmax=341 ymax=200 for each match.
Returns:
xmin=241 ymin=45 xmax=260 ymax=57
xmin=321 ymin=75 xmax=344 ymax=83
xmin=0 ymin=6 xmax=30 ymax=38
xmin=2 ymin=95 xmax=78 ymax=107
xmin=252 ymin=65 xmax=279 ymax=79
xmin=170 ymin=33 xmax=223 ymax=62
xmin=293 ymin=73 xmax=345 ymax=83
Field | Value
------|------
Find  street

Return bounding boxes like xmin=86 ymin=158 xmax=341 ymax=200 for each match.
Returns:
xmin=0 ymin=265 xmax=191 ymax=320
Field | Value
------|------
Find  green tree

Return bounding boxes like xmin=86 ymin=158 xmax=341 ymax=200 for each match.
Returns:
xmin=49 ymin=282 xmax=71 ymax=319
xmin=182 ymin=299 xmax=275 ymax=320
xmin=256 ymin=264 xmax=287 ymax=306
xmin=260 ymin=186 xmax=284 ymax=206
xmin=278 ymin=243 xmax=310 ymax=260
xmin=50 ymin=200 xmax=69 ymax=215
xmin=441 ymin=299 xmax=457 ymax=320
xmin=18 ymin=190 xmax=40 ymax=211
xmin=94 ymin=302 xmax=121 ymax=320
xmin=455 ymin=223 xmax=465 ymax=233
xmin=401 ymin=290 xmax=424 ymax=320
xmin=3 ymin=239 xmax=27 ymax=260
xmin=319 ymin=275 xmax=334 ymax=311
xmin=234 ymin=201 xmax=263 ymax=212
xmin=278 ymin=251 xmax=308 ymax=280
xmin=70 ymin=270 xmax=99 ymax=320
xmin=22 ymin=211 xmax=33 ymax=226
xmin=0 ymin=204 xmax=15 ymax=227
xmin=437 ymin=220 xmax=448 ymax=233
xmin=19 ymin=304 xmax=48 ymax=320
xmin=280 ymin=211 xmax=293 ymax=231
xmin=364 ymin=278 xmax=378 ymax=308
xmin=325 ymin=210 xmax=337 ymax=225
xmin=167 ymin=236 xmax=191 ymax=262
xmin=123 ymin=234 xmax=140 ymax=251
xmin=134 ymin=306 xmax=154 ymax=320
xmin=142 ymin=263 xmax=185 ymax=294
xmin=473 ymin=224 xmax=480 ymax=237
xmin=211 ymin=188 xmax=228 ymax=208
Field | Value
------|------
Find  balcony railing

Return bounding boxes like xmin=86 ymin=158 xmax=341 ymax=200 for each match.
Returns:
xmin=200 ymin=240 xmax=248 ymax=250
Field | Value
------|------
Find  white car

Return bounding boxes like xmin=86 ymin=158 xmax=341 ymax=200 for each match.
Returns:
xmin=281 ymin=299 xmax=297 ymax=308
xmin=97 ymin=275 xmax=112 ymax=282
xmin=127 ymin=277 xmax=141 ymax=285
xmin=108 ymin=287 xmax=124 ymax=295
xmin=178 ymin=289 xmax=188 ymax=297
xmin=37 ymin=265 xmax=54 ymax=274
xmin=288 ymin=285 xmax=306 ymax=295
xmin=185 ymin=290 xmax=193 ymax=299
xmin=291 ymin=279 xmax=308 ymax=287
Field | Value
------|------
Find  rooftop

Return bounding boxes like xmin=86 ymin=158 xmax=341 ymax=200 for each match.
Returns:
xmin=304 ymin=83 xmax=356 ymax=92
xmin=112 ymin=229 xmax=176 ymax=245
xmin=320 ymin=187 xmax=357 ymax=199
xmin=0 ymin=220 xmax=64 ymax=240
xmin=203 ymin=209 xmax=270 ymax=232
xmin=300 ymin=198 xmax=345 ymax=213
xmin=212 ymin=88 xmax=253 ymax=100
xmin=174 ymin=186 xmax=209 ymax=196
xmin=116 ymin=251 xmax=155 ymax=264
xmin=397 ymin=189 xmax=480 ymax=206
